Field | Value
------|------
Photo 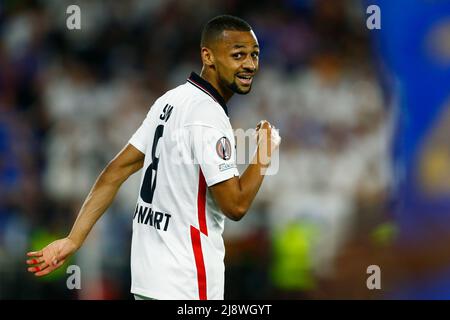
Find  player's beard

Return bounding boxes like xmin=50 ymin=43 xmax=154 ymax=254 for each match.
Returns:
xmin=228 ymin=78 xmax=252 ymax=95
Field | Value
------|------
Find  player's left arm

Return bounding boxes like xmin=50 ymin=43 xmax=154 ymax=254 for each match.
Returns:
xmin=26 ymin=143 xmax=144 ymax=276
xmin=66 ymin=143 xmax=144 ymax=247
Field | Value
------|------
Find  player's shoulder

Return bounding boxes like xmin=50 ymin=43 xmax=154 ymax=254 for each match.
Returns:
xmin=185 ymin=94 xmax=229 ymax=128
xmin=191 ymin=82 xmax=228 ymax=116
xmin=156 ymin=82 xmax=218 ymax=107
xmin=145 ymin=82 xmax=194 ymax=116
xmin=156 ymin=82 xmax=189 ymax=104
xmin=152 ymin=78 xmax=229 ymax=128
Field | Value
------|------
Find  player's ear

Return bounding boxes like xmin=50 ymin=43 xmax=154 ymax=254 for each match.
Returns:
xmin=201 ymin=47 xmax=215 ymax=67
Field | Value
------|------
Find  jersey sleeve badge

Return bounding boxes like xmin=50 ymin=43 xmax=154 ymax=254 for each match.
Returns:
xmin=216 ymin=136 xmax=232 ymax=160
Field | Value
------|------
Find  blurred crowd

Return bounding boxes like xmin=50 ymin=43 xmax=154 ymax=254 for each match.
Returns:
xmin=0 ymin=0 xmax=390 ymax=299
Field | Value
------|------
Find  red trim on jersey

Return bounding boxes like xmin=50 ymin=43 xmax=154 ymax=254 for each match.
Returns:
xmin=190 ymin=226 xmax=207 ymax=300
xmin=189 ymin=170 xmax=208 ymax=300
xmin=197 ymin=170 xmax=208 ymax=236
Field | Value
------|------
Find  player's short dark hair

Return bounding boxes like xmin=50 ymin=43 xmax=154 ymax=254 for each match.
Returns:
xmin=201 ymin=15 xmax=252 ymax=47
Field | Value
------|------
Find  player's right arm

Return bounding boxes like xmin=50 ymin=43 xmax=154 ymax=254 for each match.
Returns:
xmin=26 ymin=143 xmax=144 ymax=276
xmin=210 ymin=120 xmax=280 ymax=221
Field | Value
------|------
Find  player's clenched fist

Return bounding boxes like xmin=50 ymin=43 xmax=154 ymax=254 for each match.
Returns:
xmin=255 ymin=120 xmax=281 ymax=167
xmin=26 ymin=237 xmax=78 ymax=277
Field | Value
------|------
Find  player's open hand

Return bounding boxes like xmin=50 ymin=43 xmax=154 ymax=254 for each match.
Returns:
xmin=26 ymin=237 xmax=78 ymax=277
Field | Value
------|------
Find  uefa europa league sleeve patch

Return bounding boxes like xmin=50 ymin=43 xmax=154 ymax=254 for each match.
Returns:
xmin=216 ymin=136 xmax=232 ymax=160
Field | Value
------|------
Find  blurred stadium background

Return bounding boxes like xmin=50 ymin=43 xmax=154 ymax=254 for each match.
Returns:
xmin=1 ymin=0 xmax=450 ymax=299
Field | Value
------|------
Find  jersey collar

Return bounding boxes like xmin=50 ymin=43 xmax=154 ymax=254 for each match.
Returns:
xmin=187 ymin=72 xmax=229 ymax=116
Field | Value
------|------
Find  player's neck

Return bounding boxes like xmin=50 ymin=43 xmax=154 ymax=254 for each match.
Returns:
xmin=200 ymin=68 xmax=233 ymax=103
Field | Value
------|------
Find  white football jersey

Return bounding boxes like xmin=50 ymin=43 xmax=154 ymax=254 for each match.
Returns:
xmin=128 ymin=72 xmax=239 ymax=300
